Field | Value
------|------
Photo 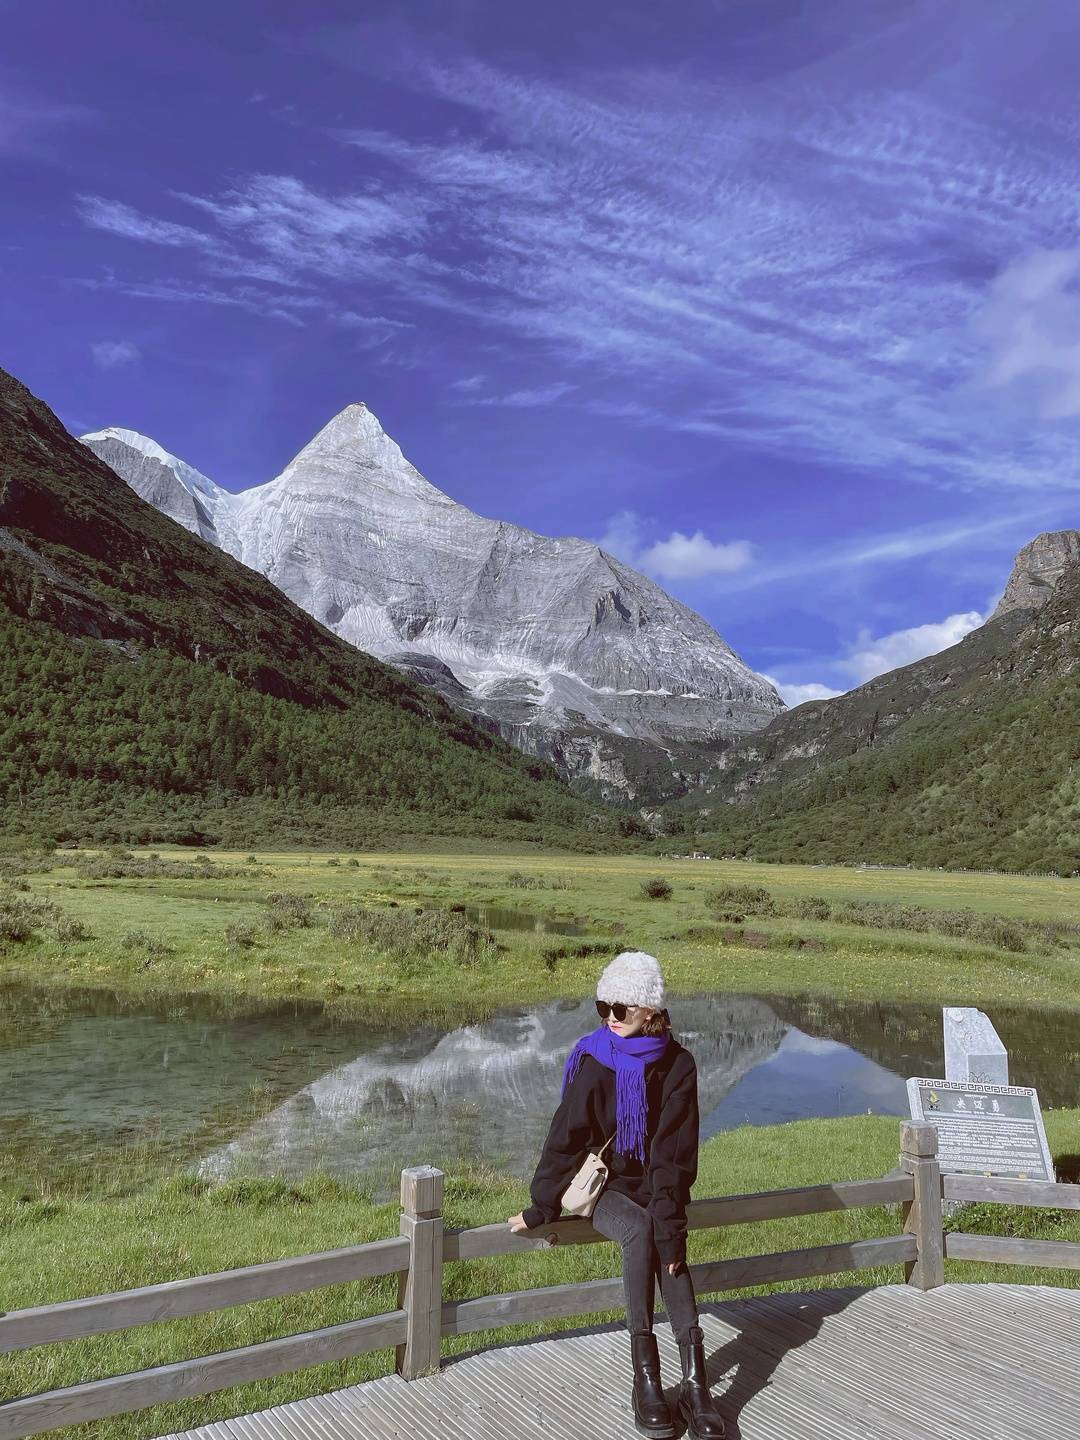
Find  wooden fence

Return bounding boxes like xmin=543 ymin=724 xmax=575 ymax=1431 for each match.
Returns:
xmin=3 ymin=1120 xmax=1080 ymax=1439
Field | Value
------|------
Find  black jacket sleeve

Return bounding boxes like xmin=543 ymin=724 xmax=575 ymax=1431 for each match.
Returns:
xmin=521 ymin=1064 xmax=597 ymax=1229
xmin=647 ymin=1057 xmax=699 ymax=1267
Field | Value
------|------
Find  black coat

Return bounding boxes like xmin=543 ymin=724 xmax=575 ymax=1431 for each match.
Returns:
xmin=521 ymin=1036 xmax=699 ymax=1267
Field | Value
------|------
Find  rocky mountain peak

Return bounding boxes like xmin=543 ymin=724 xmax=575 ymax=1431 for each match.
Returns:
xmin=990 ymin=529 xmax=1080 ymax=620
xmin=266 ymin=402 xmax=453 ymax=509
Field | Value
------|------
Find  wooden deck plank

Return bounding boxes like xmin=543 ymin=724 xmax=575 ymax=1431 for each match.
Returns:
xmin=745 ymin=1289 xmax=1071 ymax=1439
xmin=157 ymin=1284 xmax=1078 ymax=1440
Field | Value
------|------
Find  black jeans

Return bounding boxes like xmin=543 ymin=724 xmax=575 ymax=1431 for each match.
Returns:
xmin=590 ymin=1185 xmax=700 ymax=1343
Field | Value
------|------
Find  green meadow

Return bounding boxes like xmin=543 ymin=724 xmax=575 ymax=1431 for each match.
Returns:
xmin=4 ymin=846 xmax=1080 ymax=1012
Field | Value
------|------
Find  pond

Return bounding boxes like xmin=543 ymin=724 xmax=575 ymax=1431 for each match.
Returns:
xmin=463 ymin=905 xmax=586 ymax=936
xmin=3 ymin=983 xmax=1079 ymax=1200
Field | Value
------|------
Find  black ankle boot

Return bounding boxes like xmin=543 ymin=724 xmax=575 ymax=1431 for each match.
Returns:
xmin=676 ymin=1324 xmax=726 ymax=1439
xmin=630 ymin=1330 xmax=676 ymax=1438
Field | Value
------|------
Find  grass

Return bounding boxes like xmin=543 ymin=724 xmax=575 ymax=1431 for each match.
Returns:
xmin=3 ymin=847 xmax=1080 ymax=1014
xmin=4 ymin=1108 xmax=1079 ymax=1440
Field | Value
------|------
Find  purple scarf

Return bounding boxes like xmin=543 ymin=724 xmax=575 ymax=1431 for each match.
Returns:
xmin=562 ymin=1023 xmax=671 ymax=1163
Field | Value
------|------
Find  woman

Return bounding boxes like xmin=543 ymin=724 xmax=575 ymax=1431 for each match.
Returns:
xmin=508 ymin=951 xmax=726 ymax=1439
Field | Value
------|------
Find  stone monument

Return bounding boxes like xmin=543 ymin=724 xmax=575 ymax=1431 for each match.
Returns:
xmin=943 ymin=1006 xmax=1008 ymax=1087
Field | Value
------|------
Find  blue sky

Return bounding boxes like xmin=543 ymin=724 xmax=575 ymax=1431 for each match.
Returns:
xmin=4 ymin=0 xmax=1080 ymax=701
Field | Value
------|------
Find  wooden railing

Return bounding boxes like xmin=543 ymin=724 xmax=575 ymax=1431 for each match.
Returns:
xmin=3 ymin=1120 xmax=1079 ymax=1439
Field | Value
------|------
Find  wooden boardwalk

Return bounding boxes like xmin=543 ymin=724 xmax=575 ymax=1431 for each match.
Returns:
xmin=165 ymin=1282 xmax=1079 ymax=1440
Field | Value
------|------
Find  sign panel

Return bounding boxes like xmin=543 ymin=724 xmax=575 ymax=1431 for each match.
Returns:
xmin=906 ymin=1077 xmax=1055 ymax=1182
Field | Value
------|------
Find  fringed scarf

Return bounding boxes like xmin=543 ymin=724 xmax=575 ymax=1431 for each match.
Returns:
xmin=562 ymin=1023 xmax=671 ymax=1163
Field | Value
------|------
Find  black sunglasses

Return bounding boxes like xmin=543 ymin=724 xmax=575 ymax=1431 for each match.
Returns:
xmin=596 ymin=1000 xmax=638 ymax=1022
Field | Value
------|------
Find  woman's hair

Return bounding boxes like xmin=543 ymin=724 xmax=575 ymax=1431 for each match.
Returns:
xmin=640 ymin=1006 xmax=672 ymax=1037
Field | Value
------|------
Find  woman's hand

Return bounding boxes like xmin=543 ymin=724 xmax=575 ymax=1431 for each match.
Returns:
xmin=667 ymin=1261 xmax=683 ymax=1276
xmin=507 ymin=1211 xmax=530 ymax=1233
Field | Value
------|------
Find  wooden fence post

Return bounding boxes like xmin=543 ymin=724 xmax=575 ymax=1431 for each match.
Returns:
xmin=395 ymin=1165 xmax=444 ymax=1380
xmin=899 ymin=1120 xmax=944 ymax=1289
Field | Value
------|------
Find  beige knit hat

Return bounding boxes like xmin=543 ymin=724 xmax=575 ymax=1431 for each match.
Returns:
xmin=596 ymin=950 xmax=665 ymax=1009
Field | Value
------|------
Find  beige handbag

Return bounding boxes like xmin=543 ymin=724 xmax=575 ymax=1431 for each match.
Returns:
xmin=560 ymin=1133 xmax=616 ymax=1217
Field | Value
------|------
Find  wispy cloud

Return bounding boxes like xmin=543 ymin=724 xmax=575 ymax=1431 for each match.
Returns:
xmin=74 ymin=273 xmax=317 ymax=327
xmin=77 ymin=196 xmax=216 ymax=251
xmin=0 ymin=86 xmax=92 ymax=158
xmin=90 ymin=339 xmax=140 ymax=370
xmin=337 ymin=311 xmax=414 ymax=348
xmin=467 ymin=381 xmax=576 ymax=407
xmin=971 ymin=247 xmax=1080 ymax=420
xmin=72 ymin=45 xmax=1080 ymax=490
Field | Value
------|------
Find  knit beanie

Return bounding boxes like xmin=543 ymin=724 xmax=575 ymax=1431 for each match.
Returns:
xmin=596 ymin=950 xmax=665 ymax=1009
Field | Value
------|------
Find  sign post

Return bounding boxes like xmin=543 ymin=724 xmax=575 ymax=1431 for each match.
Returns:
xmin=907 ymin=1077 xmax=1055 ymax=1183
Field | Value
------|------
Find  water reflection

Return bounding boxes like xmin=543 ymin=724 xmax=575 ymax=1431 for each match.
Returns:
xmin=3 ymin=984 xmax=1079 ymax=1199
xmin=463 ymin=905 xmax=586 ymax=936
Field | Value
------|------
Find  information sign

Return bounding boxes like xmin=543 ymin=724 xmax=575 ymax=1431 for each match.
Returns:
xmin=906 ymin=1077 xmax=1054 ymax=1182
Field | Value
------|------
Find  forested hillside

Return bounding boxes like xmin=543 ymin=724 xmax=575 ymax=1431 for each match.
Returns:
xmin=0 ymin=368 xmax=613 ymax=849
xmin=687 ymin=668 xmax=1080 ymax=874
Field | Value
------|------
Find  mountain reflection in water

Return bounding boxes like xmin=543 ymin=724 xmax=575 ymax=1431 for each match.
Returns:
xmin=4 ymin=985 xmax=1079 ymax=1198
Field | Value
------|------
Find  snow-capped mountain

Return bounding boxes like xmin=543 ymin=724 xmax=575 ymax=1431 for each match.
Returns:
xmin=82 ymin=405 xmax=784 ymax=798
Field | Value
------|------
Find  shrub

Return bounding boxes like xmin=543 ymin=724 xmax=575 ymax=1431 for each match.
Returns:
xmin=641 ymin=877 xmax=673 ymax=900
xmin=704 ymin=884 xmax=776 ymax=918
xmin=327 ymin=904 xmax=497 ymax=970
xmin=225 ymin=922 xmax=259 ymax=950
xmin=508 ymin=871 xmax=545 ymax=889
xmin=264 ymin=893 xmax=314 ymax=930
xmin=789 ymin=895 xmax=833 ymax=921
xmin=55 ymin=916 xmax=93 ymax=943
xmin=0 ymin=894 xmax=54 ymax=943
xmin=120 ymin=929 xmax=172 ymax=959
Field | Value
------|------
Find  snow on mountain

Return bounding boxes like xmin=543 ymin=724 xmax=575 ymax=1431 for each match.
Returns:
xmin=82 ymin=404 xmax=784 ymax=798
xmin=82 ymin=426 xmax=240 ymax=552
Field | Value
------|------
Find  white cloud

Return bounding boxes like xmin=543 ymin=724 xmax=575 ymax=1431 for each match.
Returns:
xmin=598 ymin=509 xmax=644 ymax=563
xmin=639 ymin=531 xmax=754 ymax=580
xmin=760 ymin=608 xmax=988 ymax=702
xmin=761 ymin=674 xmax=843 ymax=706
xmin=90 ymin=339 xmax=140 ymax=370
xmin=840 ymin=610 xmax=985 ymax=684
xmin=597 ymin=509 xmax=753 ymax=580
